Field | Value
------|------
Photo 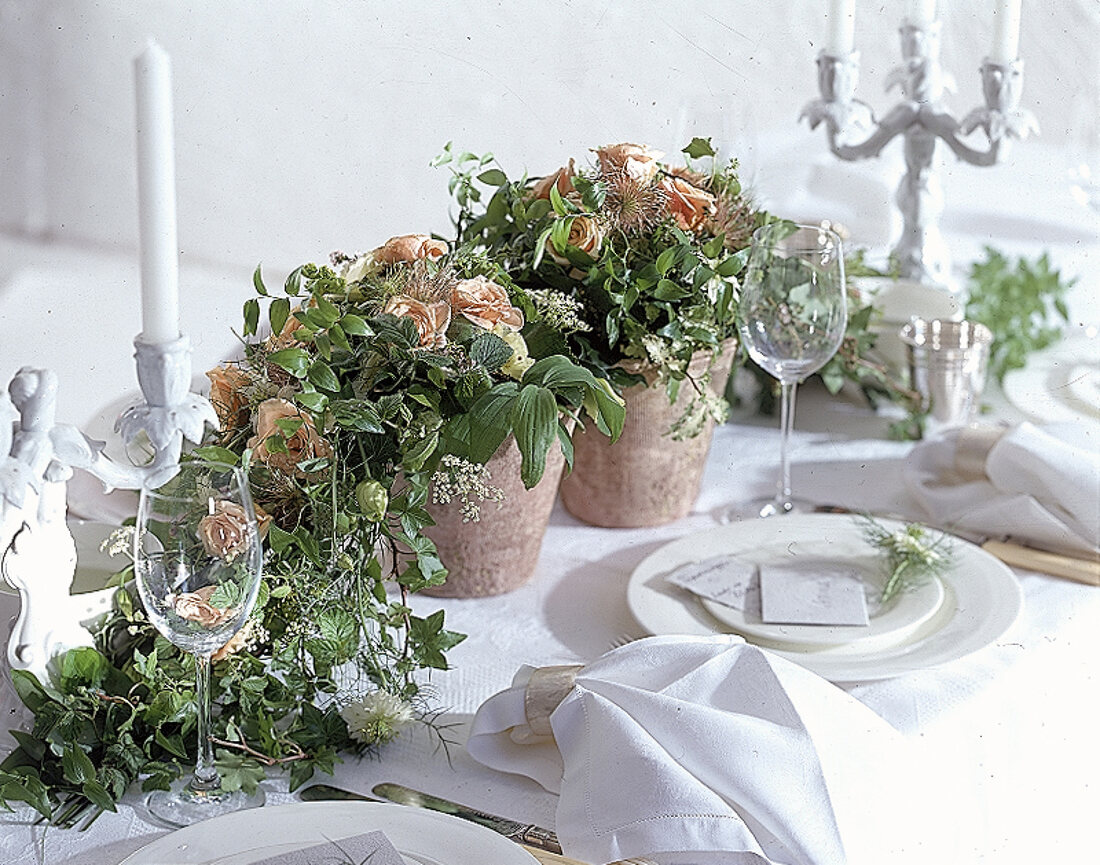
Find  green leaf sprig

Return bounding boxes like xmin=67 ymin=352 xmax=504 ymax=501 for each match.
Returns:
xmin=858 ymin=515 xmax=955 ymax=603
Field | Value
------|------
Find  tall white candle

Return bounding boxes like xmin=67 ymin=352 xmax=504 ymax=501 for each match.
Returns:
xmin=825 ymin=0 xmax=856 ymax=55
xmin=990 ymin=0 xmax=1022 ymax=64
xmin=906 ymin=0 xmax=937 ymax=27
xmin=134 ymin=40 xmax=180 ymax=344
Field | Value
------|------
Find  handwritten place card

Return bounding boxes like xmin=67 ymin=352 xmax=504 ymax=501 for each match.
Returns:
xmin=665 ymin=555 xmax=760 ymax=614
xmin=758 ymin=562 xmax=870 ymax=626
xmin=250 ymin=830 xmax=404 ymax=865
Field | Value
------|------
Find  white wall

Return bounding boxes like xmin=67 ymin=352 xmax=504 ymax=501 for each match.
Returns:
xmin=1 ymin=0 xmax=1097 ymax=274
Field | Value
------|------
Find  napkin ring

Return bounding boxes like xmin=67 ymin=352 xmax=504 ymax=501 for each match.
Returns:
xmin=954 ymin=423 xmax=1009 ymax=479
xmin=523 ymin=664 xmax=583 ymax=738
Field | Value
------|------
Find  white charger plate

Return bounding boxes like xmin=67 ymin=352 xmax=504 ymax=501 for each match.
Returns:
xmin=120 ymin=801 xmax=538 ymax=865
xmin=1002 ymin=325 xmax=1100 ymax=426
xmin=627 ymin=514 xmax=1023 ymax=682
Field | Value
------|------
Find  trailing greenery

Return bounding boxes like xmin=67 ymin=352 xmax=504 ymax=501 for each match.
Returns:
xmin=0 ymin=240 xmax=624 ymax=823
xmin=964 ymin=246 xmax=1074 ymax=383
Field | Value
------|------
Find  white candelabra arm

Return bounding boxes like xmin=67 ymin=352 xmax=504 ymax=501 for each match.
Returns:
xmin=801 ymin=20 xmax=1038 ymax=290
xmin=1 ymin=337 xmax=217 ymax=685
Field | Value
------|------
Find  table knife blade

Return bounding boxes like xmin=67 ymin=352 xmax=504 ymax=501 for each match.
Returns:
xmin=372 ymin=782 xmax=561 ymax=854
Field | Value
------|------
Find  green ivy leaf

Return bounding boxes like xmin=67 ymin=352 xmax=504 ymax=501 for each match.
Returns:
xmin=266 ymin=347 xmax=310 ymax=378
xmin=339 ymin=313 xmax=370 ymax=337
xmin=682 ymin=136 xmax=717 ymax=159
xmin=243 ymin=298 xmax=260 ymax=337
xmin=477 ymin=168 xmax=508 ymax=186
xmin=61 ymin=744 xmax=97 ymax=785
xmin=468 ymin=331 xmax=514 ymax=371
xmin=269 ymin=297 xmax=291 ymax=336
xmin=192 ymin=446 xmax=239 ymax=466
xmin=252 ymin=263 xmax=269 ymax=296
xmin=307 ymin=359 xmax=340 ymax=393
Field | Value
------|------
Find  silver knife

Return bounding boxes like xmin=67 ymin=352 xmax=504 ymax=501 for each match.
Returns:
xmin=298 ymin=782 xmax=562 ymax=854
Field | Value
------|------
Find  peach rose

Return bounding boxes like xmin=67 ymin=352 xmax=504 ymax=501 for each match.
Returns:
xmin=206 ymin=364 xmax=251 ymax=431
xmin=383 ymin=295 xmax=452 ymax=350
xmin=372 ymin=234 xmax=448 ymax=266
xmin=594 ymin=143 xmax=664 ymax=183
xmin=530 ymin=159 xmax=577 ymax=200
xmin=170 ymin=584 xmax=235 ymax=628
xmin=451 ymin=276 xmax=524 ymax=331
xmin=659 ymin=175 xmax=716 ymax=232
xmin=248 ymin=398 xmax=334 ymax=477
xmin=197 ymin=500 xmax=255 ymax=561
xmin=211 ymin=619 xmax=255 ymax=662
xmin=548 ymin=214 xmax=605 ymax=265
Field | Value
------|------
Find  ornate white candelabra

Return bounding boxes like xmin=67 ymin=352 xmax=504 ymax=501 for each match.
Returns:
xmin=0 ymin=337 xmax=216 ymax=684
xmin=801 ymin=18 xmax=1038 ymax=290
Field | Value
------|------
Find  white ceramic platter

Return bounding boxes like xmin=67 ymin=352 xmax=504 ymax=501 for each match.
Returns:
xmin=627 ymin=514 xmax=1023 ymax=682
xmin=1002 ymin=325 xmax=1100 ymax=426
xmin=120 ymin=801 xmax=538 ymax=865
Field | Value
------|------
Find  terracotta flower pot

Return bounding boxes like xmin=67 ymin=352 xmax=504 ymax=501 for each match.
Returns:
xmin=560 ymin=341 xmax=737 ymax=528
xmin=422 ymin=433 xmax=568 ymax=598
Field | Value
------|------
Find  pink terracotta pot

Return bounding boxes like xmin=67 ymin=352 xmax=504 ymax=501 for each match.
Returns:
xmin=422 ymin=433 xmax=567 ymax=598
xmin=559 ymin=342 xmax=737 ymax=528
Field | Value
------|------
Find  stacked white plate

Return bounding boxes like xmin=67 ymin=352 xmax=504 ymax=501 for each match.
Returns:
xmin=626 ymin=513 xmax=1023 ymax=682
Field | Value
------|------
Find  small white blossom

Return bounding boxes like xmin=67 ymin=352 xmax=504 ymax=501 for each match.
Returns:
xmin=524 ymin=289 xmax=592 ymax=333
xmin=100 ymin=526 xmax=136 ymax=559
xmin=340 ymin=691 xmax=415 ymax=745
xmin=431 ymin=455 xmax=505 ymax=523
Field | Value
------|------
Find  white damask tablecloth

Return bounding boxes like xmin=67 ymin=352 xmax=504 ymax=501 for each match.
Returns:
xmin=1 ymin=402 xmax=1099 ymax=864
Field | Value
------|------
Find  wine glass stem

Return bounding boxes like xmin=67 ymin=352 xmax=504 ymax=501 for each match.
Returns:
xmin=191 ymin=652 xmax=219 ymax=792
xmin=776 ymin=379 xmax=798 ymax=510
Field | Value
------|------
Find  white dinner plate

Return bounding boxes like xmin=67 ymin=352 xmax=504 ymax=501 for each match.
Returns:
xmin=120 ymin=801 xmax=539 ymax=865
xmin=627 ymin=514 xmax=1024 ymax=682
xmin=1001 ymin=325 xmax=1100 ymax=426
xmin=696 ymin=542 xmax=946 ymax=652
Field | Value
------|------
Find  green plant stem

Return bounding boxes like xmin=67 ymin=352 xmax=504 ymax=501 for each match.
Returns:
xmin=881 ymin=559 xmax=911 ymax=603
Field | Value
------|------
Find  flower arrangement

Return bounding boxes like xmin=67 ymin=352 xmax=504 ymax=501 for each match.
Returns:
xmin=437 ymin=138 xmax=768 ymax=438
xmin=0 ymin=234 xmax=624 ymax=823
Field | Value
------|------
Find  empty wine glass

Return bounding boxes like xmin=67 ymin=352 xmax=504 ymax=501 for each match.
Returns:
xmin=134 ymin=461 xmax=265 ymax=827
xmin=737 ymin=222 xmax=847 ymax=518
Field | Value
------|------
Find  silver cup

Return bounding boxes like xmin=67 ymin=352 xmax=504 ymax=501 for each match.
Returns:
xmin=899 ymin=318 xmax=994 ymax=429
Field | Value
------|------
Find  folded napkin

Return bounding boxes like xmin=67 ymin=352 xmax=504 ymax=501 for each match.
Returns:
xmin=904 ymin=422 xmax=1100 ymax=557
xmin=468 ymin=635 xmax=937 ymax=865
xmin=250 ymin=831 xmax=403 ymax=865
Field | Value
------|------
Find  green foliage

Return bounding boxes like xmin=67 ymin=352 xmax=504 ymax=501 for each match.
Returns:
xmin=439 ymin=138 xmax=766 ymax=437
xmin=964 ymin=247 xmax=1073 ymax=383
xmin=3 ymin=243 xmax=625 ymax=824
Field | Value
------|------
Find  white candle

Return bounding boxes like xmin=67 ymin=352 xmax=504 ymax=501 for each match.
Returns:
xmin=134 ymin=40 xmax=180 ymax=344
xmin=825 ymin=0 xmax=856 ymax=55
xmin=906 ymin=0 xmax=937 ymax=27
xmin=990 ymin=0 xmax=1022 ymax=64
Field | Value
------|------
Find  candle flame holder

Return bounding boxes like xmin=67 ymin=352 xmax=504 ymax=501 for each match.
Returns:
xmin=801 ymin=19 xmax=1039 ymax=292
xmin=0 ymin=334 xmax=216 ymax=684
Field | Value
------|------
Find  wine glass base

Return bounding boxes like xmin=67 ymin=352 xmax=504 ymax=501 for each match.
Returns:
xmin=145 ymin=782 xmax=266 ymax=828
xmin=716 ymin=496 xmax=817 ymax=523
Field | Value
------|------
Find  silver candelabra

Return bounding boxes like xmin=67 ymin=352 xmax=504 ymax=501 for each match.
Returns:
xmin=802 ymin=19 xmax=1038 ymax=291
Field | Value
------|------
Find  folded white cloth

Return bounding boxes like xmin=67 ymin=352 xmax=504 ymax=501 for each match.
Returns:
xmin=904 ymin=422 xmax=1100 ymax=557
xmin=468 ymin=635 xmax=938 ymax=865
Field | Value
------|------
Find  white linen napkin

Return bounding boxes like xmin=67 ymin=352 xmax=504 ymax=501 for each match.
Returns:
xmin=468 ymin=635 xmax=938 ymax=865
xmin=904 ymin=422 xmax=1100 ymax=557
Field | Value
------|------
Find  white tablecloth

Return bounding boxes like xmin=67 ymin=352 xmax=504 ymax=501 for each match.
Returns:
xmin=2 ymin=397 xmax=1099 ymax=863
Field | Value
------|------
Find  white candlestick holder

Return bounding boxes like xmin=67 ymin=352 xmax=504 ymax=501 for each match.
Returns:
xmin=801 ymin=19 xmax=1039 ymax=293
xmin=0 ymin=334 xmax=216 ymax=685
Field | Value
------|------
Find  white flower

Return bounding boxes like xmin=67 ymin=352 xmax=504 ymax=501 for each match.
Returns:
xmin=492 ymin=323 xmax=535 ymax=380
xmin=333 ymin=252 xmax=378 ymax=284
xmin=340 ymin=691 xmax=415 ymax=745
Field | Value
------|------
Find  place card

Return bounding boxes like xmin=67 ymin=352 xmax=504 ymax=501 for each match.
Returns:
xmin=665 ymin=555 xmax=760 ymax=614
xmin=250 ymin=830 xmax=404 ymax=865
xmin=758 ymin=562 xmax=870 ymax=626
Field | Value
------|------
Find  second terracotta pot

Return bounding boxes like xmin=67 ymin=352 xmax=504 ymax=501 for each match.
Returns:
xmin=560 ymin=342 xmax=736 ymax=528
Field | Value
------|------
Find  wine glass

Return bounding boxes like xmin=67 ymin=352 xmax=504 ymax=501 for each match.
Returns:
xmin=134 ymin=461 xmax=265 ymax=827
xmin=737 ymin=222 xmax=847 ymax=518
